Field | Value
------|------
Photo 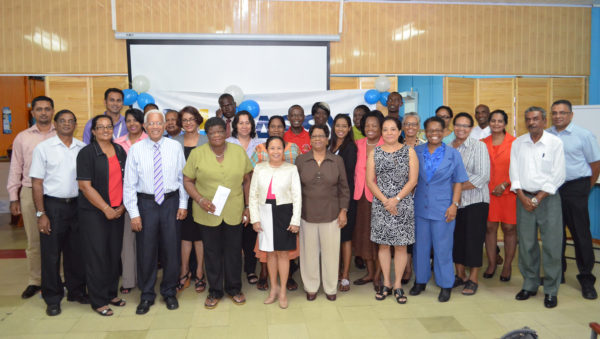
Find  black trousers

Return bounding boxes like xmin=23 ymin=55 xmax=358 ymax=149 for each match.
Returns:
xmin=559 ymin=177 xmax=596 ymax=286
xmin=40 ymin=196 xmax=86 ymax=305
xmin=80 ymin=208 xmax=124 ymax=309
xmin=136 ymin=193 xmax=181 ymax=302
xmin=453 ymin=202 xmax=489 ymax=268
xmin=201 ymin=221 xmax=243 ymax=299
xmin=242 ymin=224 xmax=257 ymax=275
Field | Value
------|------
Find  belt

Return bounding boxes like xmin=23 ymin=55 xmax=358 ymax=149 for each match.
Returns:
xmin=44 ymin=195 xmax=77 ymax=204
xmin=137 ymin=191 xmax=178 ymax=200
xmin=522 ymin=190 xmax=540 ymax=196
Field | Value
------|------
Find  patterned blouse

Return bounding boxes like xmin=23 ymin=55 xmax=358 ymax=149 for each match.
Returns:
xmin=453 ymin=137 xmax=490 ymax=207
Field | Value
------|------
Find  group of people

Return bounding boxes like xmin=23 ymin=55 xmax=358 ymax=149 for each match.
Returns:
xmin=7 ymin=88 xmax=599 ymax=317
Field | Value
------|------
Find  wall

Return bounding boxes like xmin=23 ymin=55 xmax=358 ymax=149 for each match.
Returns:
xmin=396 ymin=76 xmax=444 ymax=125
xmin=0 ymin=1 xmax=591 ymax=76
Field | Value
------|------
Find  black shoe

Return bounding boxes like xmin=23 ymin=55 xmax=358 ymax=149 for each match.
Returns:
xmin=164 ymin=296 xmax=179 ymax=310
xmin=515 ymin=289 xmax=537 ymax=300
xmin=582 ymin=285 xmax=598 ymax=300
xmin=409 ymin=283 xmax=426 ymax=296
xmin=67 ymin=294 xmax=91 ymax=304
xmin=46 ymin=304 xmax=61 ymax=316
xmin=543 ymin=294 xmax=557 ymax=308
xmin=482 ymin=267 xmax=496 ymax=279
xmin=21 ymin=285 xmax=41 ymax=299
xmin=452 ymin=275 xmax=466 ymax=288
xmin=438 ymin=288 xmax=451 ymax=302
xmin=354 ymin=256 xmax=366 ymax=270
xmin=136 ymin=300 xmax=154 ymax=315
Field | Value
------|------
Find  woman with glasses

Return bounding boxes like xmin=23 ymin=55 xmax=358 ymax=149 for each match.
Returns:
xmin=435 ymin=106 xmax=455 ymax=145
xmin=77 ymin=115 xmax=127 ymax=316
xmin=173 ymin=106 xmax=208 ymax=293
xmin=450 ymin=113 xmax=490 ymax=296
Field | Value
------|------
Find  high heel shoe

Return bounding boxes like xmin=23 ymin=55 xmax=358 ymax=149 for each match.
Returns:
xmin=483 ymin=267 xmax=496 ymax=279
xmin=500 ymin=275 xmax=511 ymax=282
xmin=278 ymin=295 xmax=288 ymax=309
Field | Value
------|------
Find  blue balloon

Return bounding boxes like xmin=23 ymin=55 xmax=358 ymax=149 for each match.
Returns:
xmin=123 ymin=89 xmax=138 ymax=106
xmin=136 ymin=93 xmax=155 ymax=110
xmin=379 ymin=91 xmax=390 ymax=106
xmin=364 ymin=89 xmax=380 ymax=104
xmin=238 ymin=100 xmax=260 ymax=118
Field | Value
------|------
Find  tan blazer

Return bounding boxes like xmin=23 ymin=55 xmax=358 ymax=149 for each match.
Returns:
xmin=248 ymin=161 xmax=302 ymax=226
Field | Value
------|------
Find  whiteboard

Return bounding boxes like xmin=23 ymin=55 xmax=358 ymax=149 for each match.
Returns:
xmin=572 ymin=105 xmax=600 ymax=184
xmin=128 ymin=41 xmax=329 ymax=94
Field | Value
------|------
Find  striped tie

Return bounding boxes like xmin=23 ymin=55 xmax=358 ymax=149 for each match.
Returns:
xmin=153 ymin=143 xmax=164 ymax=205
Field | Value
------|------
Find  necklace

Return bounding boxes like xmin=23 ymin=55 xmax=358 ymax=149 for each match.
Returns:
xmin=366 ymin=140 xmax=378 ymax=146
xmin=210 ymin=145 xmax=226 ymax=158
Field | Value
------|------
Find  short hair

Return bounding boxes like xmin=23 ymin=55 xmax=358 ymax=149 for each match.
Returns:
xmin=31 ymin=96 xmax=54 ymax=109
xmin=453 ymin=112 xmax=474 ymax=127
xmin=231 ymin=111 xmax=256 ymax=138
xmin=403 ymin=112 xmax=420 ymax=124
xmin=288 ymin=104 xmax=304 ymax=116
xmin=329 ymin=114 xmax=354 ymax=153
xmin=360 ymin=110 xmax=385 ymax=137
xmin=551 ymin=99 xmax=572 ymax=112
xmin=388 ymin=92 xmax=403 ymax=101
xmin=89 ymin=114 xmax=113 ymax=143
xmin=266 ymin=136 xmax=285 ymax=149
xmin=524 ymin=106 xmax=546 ymax=119
xmin=104 ymin=88 xmax=124 ymax=100
xmin=218 ymin=93 xmax=234 ymax=104
xmin=424 ymin=116 xmax=445 ymax=130
xmin=489 ymin=109 xmax=508 ymax=134
xmin=268 ymin=115 xmax=286 ymax=129
xmin=435 ymin=105 xmax=454 ymax=118
xmin=144 ymin=109 xmax=164 ymax=123
xmin=178 ymin=106 xmax=203 ymax=128
xmin=53 ymin=109 xmax=76 ymax=122
xmin=144 ymin=103 xmax=159 ymax=112
xmin=311 ymin=102 xmax=330 ymax=117
xmin=124 ymin=108 xmax=144 ymax=126
xmin=475 ymin=104 xmax=490 ymax=112
xmin=204 ymin=116 xmax=226 ymax=134
xmin=382 ymin=116 xmax=404 ymax=143
xmin=309 ymin=124 xmax=330 ymax=138
xmin=354 ymin=104 xmax=370 ymax=115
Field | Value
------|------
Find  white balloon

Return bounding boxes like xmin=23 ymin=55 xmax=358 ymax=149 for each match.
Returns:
xmin=132 ymin=75 xmax=150 ymax=93
xmin=224 ymin=85 xmax=244 ymax=104
xmin=374 ymin=76 xmax=391 ymax=92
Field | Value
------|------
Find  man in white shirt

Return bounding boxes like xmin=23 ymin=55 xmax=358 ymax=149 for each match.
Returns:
xmin=123 ymin=110 xmax=188 ymax=315
xmin=470 ymin=104 xmax=491 ymax=140
xmin=509 ymin=106 xmax=565 ymax=308
xmin=30 ymin=109 xmax=88 ymax=316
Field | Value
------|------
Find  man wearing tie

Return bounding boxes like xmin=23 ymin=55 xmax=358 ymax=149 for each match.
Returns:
xmin=123 ymin=109 xmax=188 ymax=315
xmin=218 ymin=93 xmax=236 ymax=138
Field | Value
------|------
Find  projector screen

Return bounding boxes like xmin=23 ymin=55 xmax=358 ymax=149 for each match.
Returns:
xmin=127 ymin=40 xmax=329 ymax=94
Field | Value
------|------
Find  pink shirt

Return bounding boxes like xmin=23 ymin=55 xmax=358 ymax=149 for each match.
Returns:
xmin=7 ymin=124 xmax=56 ymax=201
xmin=353 ymin=137 xmax=384 ymax=202
xmin=114 ymin=132 xmax=148 ymax=154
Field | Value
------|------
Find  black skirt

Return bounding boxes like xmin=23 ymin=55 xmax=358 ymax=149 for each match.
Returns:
xmin=265 ymin=199 xmax=296 ymax=251
xmin=181 ymin=199 xmax=202 ymax=241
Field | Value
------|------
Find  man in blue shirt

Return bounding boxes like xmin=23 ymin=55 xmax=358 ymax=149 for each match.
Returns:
xmin=82 ymin=88 xmax=127 ymax=144
xmin=547 ymin=99 xmax=600 ymax=300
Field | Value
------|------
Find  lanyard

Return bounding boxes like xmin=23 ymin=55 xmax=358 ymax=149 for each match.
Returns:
xmin=113 ymin=120 xmax=123 ymax=139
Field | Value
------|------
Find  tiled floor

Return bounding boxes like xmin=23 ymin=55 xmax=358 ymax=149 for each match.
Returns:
xmin=0 ymin=216 xmax=598 ymax=339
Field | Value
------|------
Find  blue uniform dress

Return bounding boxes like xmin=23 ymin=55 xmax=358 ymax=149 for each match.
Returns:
xmin=413 ymin=143 xmax=468 ymax=289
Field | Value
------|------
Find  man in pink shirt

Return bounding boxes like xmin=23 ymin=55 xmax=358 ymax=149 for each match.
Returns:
xmin=7 ymin=96 xmax=57 ymax=299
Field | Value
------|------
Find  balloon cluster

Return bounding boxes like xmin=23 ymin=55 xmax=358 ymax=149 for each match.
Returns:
xmin=123 ymin=75 xmax=155 ymax=109
xmin=224 ymin=85 xmax=260 ymax=118
xmin=364 ymin=76 xmax=392 ymax=106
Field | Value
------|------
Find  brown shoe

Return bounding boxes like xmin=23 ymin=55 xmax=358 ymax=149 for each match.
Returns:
xmin=230 ymin=292 xmax=246 ymax=305
xmin=306 ymin=292 xmax=317 ymax=301
xmin=325 ymin=294 xmax=336 ymax=301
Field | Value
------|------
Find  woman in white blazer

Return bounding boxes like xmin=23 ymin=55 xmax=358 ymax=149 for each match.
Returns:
xmin=249 ymin=136 xmax=301 ymax=309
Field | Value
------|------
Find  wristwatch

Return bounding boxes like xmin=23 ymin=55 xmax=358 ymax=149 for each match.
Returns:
xmin=395 ymin=196 xmax=401 ymax=201
xmin=36 ymin=211 xmax=45 ymax=218
xmin=531 ymin=197 xmax=539 ymax=206
xmin=453 ymin=202 xmax=459 ymax=207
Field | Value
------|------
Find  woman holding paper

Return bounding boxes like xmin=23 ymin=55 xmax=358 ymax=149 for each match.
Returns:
xmin=183 ymin=117 xmax=253 ymax=310
xmin=249 ymin=136 xmax=301 ymax=309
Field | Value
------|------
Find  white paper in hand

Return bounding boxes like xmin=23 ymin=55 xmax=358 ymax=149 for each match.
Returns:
xmin=209 ymin=185 xmax=231 ymax=217
xmin=258 ymin=203 xmax=274 ymax=252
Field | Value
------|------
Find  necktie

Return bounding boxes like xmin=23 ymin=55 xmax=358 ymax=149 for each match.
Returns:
xmin=226 ymin=118 xmax=232 ymax=138
xmin=153 ymin=143 xmax=164 ymax=205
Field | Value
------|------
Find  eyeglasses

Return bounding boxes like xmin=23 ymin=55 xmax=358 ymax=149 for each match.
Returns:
xmin=403 ymin=122 xmax=419 ymax=128
xmin=57 ymin=119 xmax=76 ymax=125
xmin=146 ymin=122 xmax=164 ymax=127
xmin=182 ymin=119 xmax=197 ymax=124
xmin=95 ymin=125 xmax=113 ymax=131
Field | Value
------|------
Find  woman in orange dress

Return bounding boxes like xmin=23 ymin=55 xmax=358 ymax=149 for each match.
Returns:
xmin=482 ymin=110 xmax=516 ymax=282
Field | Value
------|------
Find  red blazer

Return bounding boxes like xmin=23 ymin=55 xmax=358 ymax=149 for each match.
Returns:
xmin=353 ymin=137 xmax=384 ymax=202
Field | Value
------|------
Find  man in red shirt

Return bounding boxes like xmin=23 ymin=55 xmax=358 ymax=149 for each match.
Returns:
xmin=284 ymin=105 xmax=311 ymax=154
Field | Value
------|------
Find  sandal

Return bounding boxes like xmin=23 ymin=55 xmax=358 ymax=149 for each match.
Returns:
xmin=339 ymin=279 xmax=350 ymax=292
xmin=94 ymin=306 xmax=113 ymax=316
xmin=373 ymin=278 xmax=383 ymax=292
xmin=194 ymin=275 xmax=206 ymax=293
xmin=394 ymin=288 xmax=407 ymax=304
xmin=257 ymin=278 xmax=269 ymax=291
xmin=286 ymin=278 xmax=298 ymax=291
xmin=375 ymin=286 xmax=392 ymax=301
xmin=230 ymin=292 xmax=246 ymax=305
xmin=247 ymin=273 xmax=259 ymax=285
xmin=204 ymin=294 xmax=220 ymax=309
xmin=353 ymin=277 xmax=373 ymax=285
xmin=109 ymin=298 xmax=126 ymax=307
xmin=119 ymin=286 xmax=132 ymax=294
xmin=453 ymin=275 xmax=467 ymax=288
xmin=462 ymin=280 xmax=478 ymax=296
xmin=177 ymin=271 xmax=191 ymax=291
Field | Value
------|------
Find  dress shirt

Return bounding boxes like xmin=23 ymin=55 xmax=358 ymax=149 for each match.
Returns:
xmin=248 ymin=162 xmax=302 ymax=226
xmin=470 ymin=125 xmax=491 ymax=140
xmin=509 ymin=131 xmax=565 ymax=195
xmin=454 ymin=137 xmax=490 ymax=207
xmin=296 ymin=150 xmax=350 ymax=223
xmin=225 ymin=136 xmax=263 ymax=158
xmin=423 ymin=143 xmax=446 ymax=182
xmin=82 ymin=112 xmax=127 ymax=144
xmin=7 ymin=124 xmax=56 ymax=201
xmin=114 ymin=132 xmax=148 ymax=153
xmin=250 ymin=142 xmax=300 ymax=167
xmin=29 ymin=136 xmax=85 ymax=198
xmin=123 ymin=137 xmax=188 ymax=219
xmin=547 ymin=123 xmax=600 ymax=181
